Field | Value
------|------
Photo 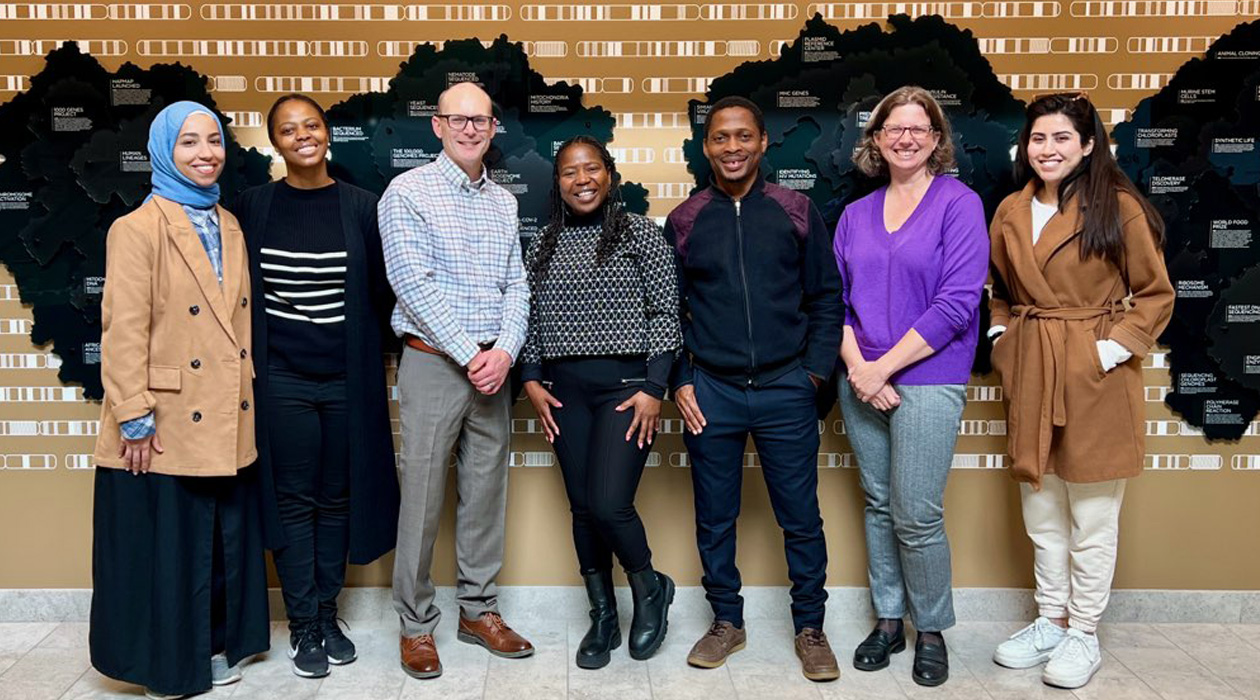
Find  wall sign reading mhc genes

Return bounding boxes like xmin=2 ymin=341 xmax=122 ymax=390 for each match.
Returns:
xmin=0 ymin=2 xmax=1258 ymax=590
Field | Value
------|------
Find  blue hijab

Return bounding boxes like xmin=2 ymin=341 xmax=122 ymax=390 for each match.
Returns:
xmin=147 ymin=101 xmax=223 ymax=209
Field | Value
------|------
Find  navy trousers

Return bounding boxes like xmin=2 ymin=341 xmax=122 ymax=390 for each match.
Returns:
xmin=683 ymin=365 xmax=829 ymax=632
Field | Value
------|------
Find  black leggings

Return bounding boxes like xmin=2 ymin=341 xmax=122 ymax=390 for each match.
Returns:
xmin=547 ymin=356 xmax=654 ymax=574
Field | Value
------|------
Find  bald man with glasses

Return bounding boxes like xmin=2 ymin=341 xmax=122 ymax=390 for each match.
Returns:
xmin=379 ymin=81 xmax=533 ymax=680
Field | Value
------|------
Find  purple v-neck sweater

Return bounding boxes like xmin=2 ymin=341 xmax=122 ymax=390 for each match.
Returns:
xmin=833 ymin=176 xmax=990 ymax=385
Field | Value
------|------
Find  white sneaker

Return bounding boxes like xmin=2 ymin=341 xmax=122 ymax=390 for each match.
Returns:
xmin=144 ymin=691 xmax=185 ymax=700
xmin=1042 ymin=628 xmax=1102 ymax=689
xmin=210 ymin=652 xmax=243 ymax=686
xmin=994 ymin=617 xmax=1068 ymax=668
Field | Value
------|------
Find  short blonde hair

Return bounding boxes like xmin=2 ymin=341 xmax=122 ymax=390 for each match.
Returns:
xmin=853 ymin=86 xmax=956 ymax=178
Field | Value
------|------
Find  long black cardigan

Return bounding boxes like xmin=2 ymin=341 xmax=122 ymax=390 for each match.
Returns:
xmin=233 ymin=180 xmax=400 ymax=565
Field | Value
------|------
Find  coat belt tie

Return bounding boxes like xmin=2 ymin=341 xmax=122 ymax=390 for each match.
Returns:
xmin=1007 ymin=304 xmax=1119 ymax=483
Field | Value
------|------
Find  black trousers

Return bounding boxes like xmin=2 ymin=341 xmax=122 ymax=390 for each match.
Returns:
xmin=266 ymin=367 xmax=351 ymax=623
xmin=548 ymin=356 xmax=654 ymax=574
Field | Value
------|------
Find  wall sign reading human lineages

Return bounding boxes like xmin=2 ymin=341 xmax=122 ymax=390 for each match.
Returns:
xmin=1114 ymin=20 xmax=1260 ymax=440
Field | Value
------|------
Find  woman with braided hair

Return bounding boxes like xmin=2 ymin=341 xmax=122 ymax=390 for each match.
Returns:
xmin=520 ymin=136 xmax=682 ymax=669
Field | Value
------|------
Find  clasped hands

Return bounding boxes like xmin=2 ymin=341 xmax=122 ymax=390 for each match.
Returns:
xmin=467 ymin=348 xmax=512 ymax=395
xmin=848 ymin=359 xmax=901 ymax=412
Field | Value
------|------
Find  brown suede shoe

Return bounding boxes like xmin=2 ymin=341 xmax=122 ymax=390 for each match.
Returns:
xmin=686 ymin=621 xmax=747 ymax=668
xmin=457 ymin=612 xmax=535 ymax=658
xmin=400 ymin=634 xmax=441 ymax=679
xmin=795 ymin=628 xmax=840 ymax=682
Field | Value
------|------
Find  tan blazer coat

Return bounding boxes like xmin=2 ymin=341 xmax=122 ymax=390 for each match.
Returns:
xmin=93 ymin=195 xmax=257 ymax=476
xmin=989 ymin=183 xmax=1173 ymax=485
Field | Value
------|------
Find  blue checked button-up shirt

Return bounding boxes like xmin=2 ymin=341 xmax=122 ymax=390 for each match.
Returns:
xmin=378 ymin=152 xmax=529 ymax=366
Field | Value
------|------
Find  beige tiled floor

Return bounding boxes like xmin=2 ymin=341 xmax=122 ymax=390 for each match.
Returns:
xmin=3 ymin=619 xmax=1259 ymax=699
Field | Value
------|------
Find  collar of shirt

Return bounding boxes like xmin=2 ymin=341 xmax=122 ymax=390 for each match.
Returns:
xmin=435 ymin=151 xmax=488 ymax=194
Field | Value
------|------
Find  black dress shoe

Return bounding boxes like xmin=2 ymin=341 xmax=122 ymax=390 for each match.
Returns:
xmin=912 ymin=633 xmax=949 ymax=687
xmin=853 ymin=622 xmax=906 ymax=671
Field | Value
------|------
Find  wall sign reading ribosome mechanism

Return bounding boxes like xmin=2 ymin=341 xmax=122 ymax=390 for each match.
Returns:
xmin=324 ymin=35 xmax=649 ymax=244
xmin=0 ymin=42 xmax=271 ymax=399
xmin=1114 ymin=20 xmax=1260 ymax=440
xmin=0 ymin=37 xmax=642 ymax=399
xmin=681 ymin=14 xmax=1027 ymax=374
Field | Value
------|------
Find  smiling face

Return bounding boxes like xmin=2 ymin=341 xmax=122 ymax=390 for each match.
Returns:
xmin=433 ymin=82 xmax=494 ymax=178
xmin=557 ymin=142 xmax=612 ymax=216
xmin=703 ymin=106 xmax=767 ymax=193
xmin=874 ymin=103 xmax=939 ymax=179
xmin=172 ymin=112 xmax=225 ymax=187
xmin=1026 ymin=112 xmax=1094 ymax=188
xmin=271 ymin=98 xmax=328 ymax=172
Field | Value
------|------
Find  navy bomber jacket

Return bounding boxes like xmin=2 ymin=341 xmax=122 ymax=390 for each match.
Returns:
xmin=664 ymin=175 xmax=843 ymax=389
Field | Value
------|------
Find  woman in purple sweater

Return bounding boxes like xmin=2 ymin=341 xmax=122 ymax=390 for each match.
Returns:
xmin=833 ymin=86 xmax=989 ymax=687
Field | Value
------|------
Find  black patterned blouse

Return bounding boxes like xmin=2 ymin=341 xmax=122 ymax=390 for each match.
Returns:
xmin=519 ymin=211 xmax=682 ymax=399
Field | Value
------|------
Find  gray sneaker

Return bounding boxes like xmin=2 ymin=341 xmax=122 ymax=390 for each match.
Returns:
xmin=210 ymin=652 xmax=242 ymax=686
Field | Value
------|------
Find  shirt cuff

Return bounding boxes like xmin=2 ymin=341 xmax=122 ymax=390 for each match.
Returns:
xmin=1096 ymin=339 xmax=1133 ymax=372
xmin=120 ymin=412 xmax=156 ymax=440
xmin=988 ymin=325 xmax=1007 ymax=340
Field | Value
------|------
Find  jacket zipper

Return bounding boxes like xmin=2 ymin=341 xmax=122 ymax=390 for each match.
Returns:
xmin=619 ymin=377 xmax=646 ymax=384
xmin=734 ymin=198 xmax=756 ymax=385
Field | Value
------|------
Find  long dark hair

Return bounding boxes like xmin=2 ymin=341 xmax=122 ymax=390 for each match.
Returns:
xmin=1015 ymin=93 xmax=1164 ymax=270
xmin=529 ymin=135 xmax=631 ymax=281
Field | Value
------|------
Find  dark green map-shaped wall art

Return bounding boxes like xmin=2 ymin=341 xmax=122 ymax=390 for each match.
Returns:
xmin=0 ymin=43 xmax=272 ymax=400
xmin=1 ymin=18 xmax=1259 ymax=440
xmin=1114 ymin=20 xmax=1260 ymax=440
xmin=681 ymin=14 xmax=1028 ymax=375
xmin=0 ymin=36 xmax=643 ymax=399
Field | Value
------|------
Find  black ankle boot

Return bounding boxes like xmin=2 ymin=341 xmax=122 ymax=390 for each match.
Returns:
xmin=626 ymin=566 xmax=674 ymax=660
xmin=577 ymin=570 xmax=620 ymax=669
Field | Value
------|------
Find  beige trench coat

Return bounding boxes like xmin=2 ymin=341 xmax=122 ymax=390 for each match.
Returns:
xmin=93 ymin=195 xmax=257 ymax=476
xmin=989 ymin=183 xmax=1173 ymax=485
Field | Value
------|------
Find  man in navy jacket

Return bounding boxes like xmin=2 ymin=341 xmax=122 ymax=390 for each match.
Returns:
xmin=666 ymin=96 xmax=844 ymax=681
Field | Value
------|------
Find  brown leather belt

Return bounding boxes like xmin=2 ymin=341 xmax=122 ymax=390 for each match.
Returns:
xmin=403 ymin=335 xmax=496 ymax=359
xmin=403 ymin=334 xmax=445 ymax=356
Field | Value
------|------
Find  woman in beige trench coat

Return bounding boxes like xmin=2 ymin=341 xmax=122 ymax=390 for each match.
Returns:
xmin=986 ymin=93 xmax=1173 ymax=690
xmin=90 ymin=101 xmax=268 ymax=700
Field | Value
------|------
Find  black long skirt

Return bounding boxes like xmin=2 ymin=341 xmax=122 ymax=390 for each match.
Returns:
xmin=89 ymin=465 xmax=271 ymax=696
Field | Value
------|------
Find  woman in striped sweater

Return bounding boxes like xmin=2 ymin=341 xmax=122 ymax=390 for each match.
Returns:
xmin=232 ymin=94 xmax=400 ymax=680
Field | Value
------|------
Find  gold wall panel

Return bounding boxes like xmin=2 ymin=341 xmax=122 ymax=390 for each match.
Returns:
xmin=0 ymin=1 xmax=1256 ymax=589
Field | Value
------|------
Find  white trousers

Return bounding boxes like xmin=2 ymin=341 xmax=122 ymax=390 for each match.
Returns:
xmin=1020 ymin=474 xmax=1126 ymax=633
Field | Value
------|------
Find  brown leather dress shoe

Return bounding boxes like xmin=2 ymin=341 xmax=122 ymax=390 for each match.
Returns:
xmin=795 ymin=628 xmax=840 ymax=682
xmin=457 ymin=612 xmax=535 ymax=658
xmin=686 ymin=621 xmax=747 ymax=668
xmin=400 ymin=634 xmax=442 ymax=679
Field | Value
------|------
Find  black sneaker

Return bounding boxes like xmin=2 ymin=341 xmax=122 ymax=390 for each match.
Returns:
xmin=320 ymin=610 xmax=357 ymax=665
xmin=288 ymin=619 xmax=329 ymax=679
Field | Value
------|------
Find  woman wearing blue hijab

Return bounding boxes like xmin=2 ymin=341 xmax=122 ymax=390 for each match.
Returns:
xmin=89 ymin=101 xmax=270 ymax=699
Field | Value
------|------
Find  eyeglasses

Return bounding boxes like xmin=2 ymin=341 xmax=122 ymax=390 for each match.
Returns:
xmin=436 ymin=114 xmax=497 ymax=132
xmin=880 ymin=125 xmax=936 ymax=139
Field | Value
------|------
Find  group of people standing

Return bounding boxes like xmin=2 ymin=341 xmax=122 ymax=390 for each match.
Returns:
xmin=88 ymin=80 xmax=1172 ymax=699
